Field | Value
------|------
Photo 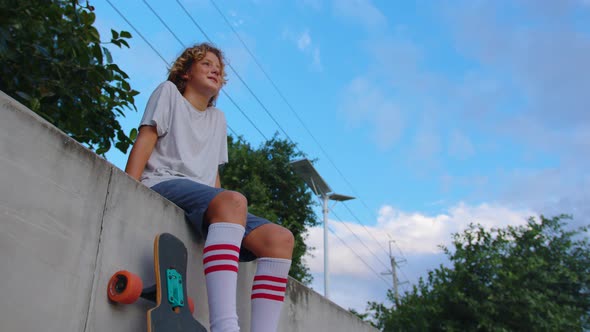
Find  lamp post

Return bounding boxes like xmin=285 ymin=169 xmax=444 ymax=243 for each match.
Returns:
xmin=291 ymin=158 xmax=354 ymax=299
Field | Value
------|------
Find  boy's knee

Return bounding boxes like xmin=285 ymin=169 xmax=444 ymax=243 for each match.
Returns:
xmin=213 ymin=191 xmax=248 ymax=213
xmin=271 ymin=227 xmax=294 ymax=258
xmin=206 ymin=191 xmax=248 ymax=225
xmin=225 ymin=191 xmax=248 ymax=211
xmin=276 ymin=227 xmax=295 ymax=251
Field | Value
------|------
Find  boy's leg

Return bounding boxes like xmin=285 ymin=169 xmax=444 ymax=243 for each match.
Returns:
xmin=203 ymin=191 xmax=249 ymax=332
xmin=202 ymin=222 xmax=244 ymax=332
xmin=243 ymin=221 xmax=295 ymax=332
xmin=250 ymin=257 xmax=291 ymax=332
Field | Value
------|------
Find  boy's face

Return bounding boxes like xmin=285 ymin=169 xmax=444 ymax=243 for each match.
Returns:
xmin=184 ymin=51 xmax=223 ymax=97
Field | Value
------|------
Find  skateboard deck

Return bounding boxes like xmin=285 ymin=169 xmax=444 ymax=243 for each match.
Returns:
xmin=107 ymin=233 xmax=207 ymax=332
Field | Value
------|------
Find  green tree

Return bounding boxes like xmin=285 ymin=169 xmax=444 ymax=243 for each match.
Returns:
xmin=220 ymin=135 xmax=318 ymax=284
xmin=0 ymin=0 xmax=138 ymax=155
xmin=366 ymin=215 xmax=590 ymax=331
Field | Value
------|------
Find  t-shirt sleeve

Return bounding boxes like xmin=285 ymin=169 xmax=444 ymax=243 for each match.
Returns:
xmin=219 ymin=111 xmax=229 ymax=165
xmin=140 ymin=81 xmax=175 ymax=137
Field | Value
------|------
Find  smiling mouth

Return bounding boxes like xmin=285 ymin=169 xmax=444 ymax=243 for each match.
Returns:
xmin=208 ymin=77 xmax=218 ymax=84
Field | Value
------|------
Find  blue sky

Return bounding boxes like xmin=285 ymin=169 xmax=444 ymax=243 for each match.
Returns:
xmin=93 ymin=0 xmax=590 ymax=313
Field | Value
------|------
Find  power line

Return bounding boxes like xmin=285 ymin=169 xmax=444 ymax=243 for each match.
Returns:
xmin=331 ymin=210 xmax=390 ymax=270
xmin=330 ymin=209 xmax=411 ymax=295
xmin=341 ymin=202 xmax=391 ymax=257
xmin=331 ymin=209 xmax=411 ymax=292
xmin=209 ymin=0 xmax=398 ymax=260
xmin=332 ymin=211 xmax=409 ymax=291
xmin=105 ymin=0 xmax=168 ymax=64
xmin=221 ymin=90 xmax=268 ymax=140
xmin=142 ymin=0 xmax=184 ymax=46
xmin=328 ymin=225 xmax=391 ymax=288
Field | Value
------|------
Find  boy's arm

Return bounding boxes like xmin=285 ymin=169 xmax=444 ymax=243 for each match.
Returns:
xmin=125 ymin=125 xmax=158 ymax=181
xmin=215 ymin=171 xmax=221 ymax=188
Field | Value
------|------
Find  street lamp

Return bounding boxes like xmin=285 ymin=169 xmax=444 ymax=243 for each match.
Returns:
xmin=290 ymin=158 xmax=354 ymax=299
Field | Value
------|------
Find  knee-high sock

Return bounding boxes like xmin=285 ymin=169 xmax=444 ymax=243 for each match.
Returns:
xmin=250 ymin=257 xmax=291 ymax=332
xmin=203 ymin=223 xmax=245 ymax=332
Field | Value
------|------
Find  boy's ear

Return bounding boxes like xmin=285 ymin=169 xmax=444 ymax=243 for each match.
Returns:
xmin=182 ymin=72 xmax=190 ymax=80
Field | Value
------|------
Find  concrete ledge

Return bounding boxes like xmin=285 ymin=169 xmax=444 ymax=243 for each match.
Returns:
xmin=0 ymin=91 xmax=377 ymax=332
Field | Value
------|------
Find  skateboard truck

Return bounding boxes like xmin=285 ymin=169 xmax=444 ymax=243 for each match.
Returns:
xmin=166 ymin=269 xmax=184 ymax=309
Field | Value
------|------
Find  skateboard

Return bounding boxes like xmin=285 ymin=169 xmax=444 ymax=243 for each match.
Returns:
xmin=107 ymin=233 xmax=207 ymax=332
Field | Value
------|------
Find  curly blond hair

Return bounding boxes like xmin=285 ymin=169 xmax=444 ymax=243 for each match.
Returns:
xmin=168 ymin=43 xmax=227 ymax=107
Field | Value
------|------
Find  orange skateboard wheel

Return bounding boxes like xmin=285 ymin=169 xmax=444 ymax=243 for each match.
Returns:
xmin=107 ymin=270 xmax=143 ymax=304
xmin=187 ymin=296 xmax=195 ymax=314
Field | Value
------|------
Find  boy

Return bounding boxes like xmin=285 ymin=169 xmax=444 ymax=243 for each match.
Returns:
xmin=125 ymin=43 xmax=294 ymax=332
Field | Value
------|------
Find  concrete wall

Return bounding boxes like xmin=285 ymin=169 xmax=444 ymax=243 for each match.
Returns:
xmin=0 ymin=91 xmax=378 ymax=332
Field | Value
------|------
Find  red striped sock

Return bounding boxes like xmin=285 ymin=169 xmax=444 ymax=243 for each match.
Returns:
xmin=203 ymin=223 xmax=244 ymax=332
xmin=250 ymin=258 xmax=291 ymax=332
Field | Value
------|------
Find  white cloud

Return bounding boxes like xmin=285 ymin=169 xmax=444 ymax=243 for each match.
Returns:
xmin=305 ymin=202 xmax=534 ymax=278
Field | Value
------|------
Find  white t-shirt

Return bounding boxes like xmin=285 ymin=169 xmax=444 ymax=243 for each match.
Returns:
xmin=139 ymin=81 xmax=228 ymax=188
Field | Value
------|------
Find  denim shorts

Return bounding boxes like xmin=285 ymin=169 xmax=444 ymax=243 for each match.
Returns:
xmin=150 ymin=178 xmax=270 ymax=261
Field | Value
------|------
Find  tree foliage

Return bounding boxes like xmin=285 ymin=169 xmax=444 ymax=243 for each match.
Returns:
xmin=221 ymin=135 xmax=318 ymax=284
xmin=0 ymin=0 xmax=138 ymax=155
xmin=366 ymin=215 xmax=590 ymax=331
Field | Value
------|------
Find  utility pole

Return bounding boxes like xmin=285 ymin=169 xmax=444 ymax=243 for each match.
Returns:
xmin=381 ymin=240 xmax=406 ymax=302
xmin=391 ymin=255 xmax=399 ymax=301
